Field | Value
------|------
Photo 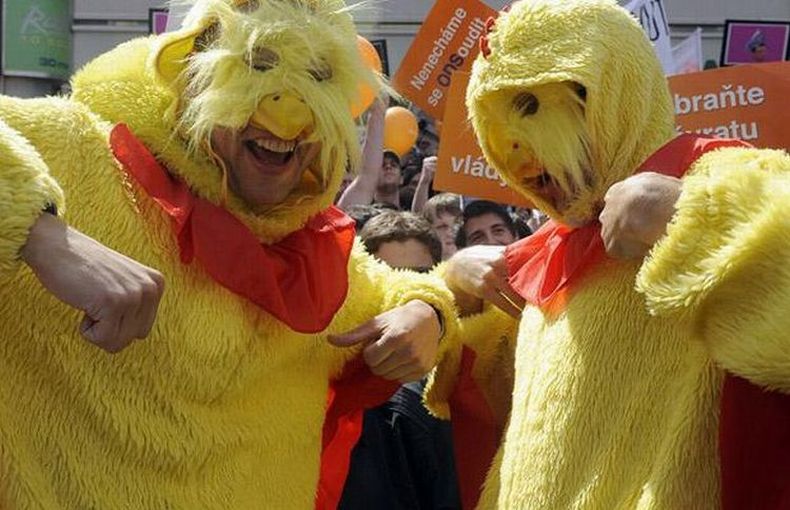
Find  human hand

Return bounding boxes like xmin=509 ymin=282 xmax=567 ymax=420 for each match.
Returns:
xmin=420 ymin=156 xmax=437 ymax=181
xmin=444 ymin=245 xmax=524 ymax=318
xmin=599 ymin=172 xmax=682 ymax=259
xmin=21 ymin=213 xmax=165 ymax=353
xmin=327 ymin=299 xmax=441 ymax=383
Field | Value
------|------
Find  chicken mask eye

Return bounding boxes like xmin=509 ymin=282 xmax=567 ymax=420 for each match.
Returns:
xmin=309 ymin=61 xmax=333 ymax=82
xmin=575 ymin=84 xmax=588 ymax=102
xmin=513 ymin=93 xmax=539 ymax=116
xmin=246 ymin=47 xmax=279 ymax=72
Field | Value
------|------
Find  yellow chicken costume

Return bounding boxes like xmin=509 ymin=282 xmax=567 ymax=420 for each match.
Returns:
xmin=0 ymin=0 xmax=459 ymax=508
xmin=428 ymin=0 xmax=790 ymax=508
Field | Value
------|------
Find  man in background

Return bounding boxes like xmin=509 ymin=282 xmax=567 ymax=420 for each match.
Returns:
xmin=377 ymin=150 xmax=403 ymax=208
xmin=456 ymin=200 xmax=519 ymax=248
xmin=338 ymin=99 xmax=403 ymax=210
xmin=360 ymin=211 xmax=441 ymax=272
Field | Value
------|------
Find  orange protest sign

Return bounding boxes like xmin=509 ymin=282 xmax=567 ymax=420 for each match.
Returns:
xmin=669 ymin=61 xmax=790 ymax=151
xmin=434 ymin=72 xmax=531 ymax=207
xmin=392 ymin=0 xmax=495 ymax=121
xmin=436 ymin=63 xmax=790 ymax=206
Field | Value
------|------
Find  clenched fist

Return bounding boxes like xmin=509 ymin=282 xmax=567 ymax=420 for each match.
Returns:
xmin=444 ymin=245 xmax=524 ymax=318
xmin=599 ymin=172 xmax=682 ymax=260
xmin=21 ymin=213 xmax=164 ymax=353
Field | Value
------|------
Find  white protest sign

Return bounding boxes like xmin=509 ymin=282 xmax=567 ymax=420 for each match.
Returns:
xmin=672 ymin=28 xmax=703 ymax=76
xmin=625 ymin=0 xmax=675 ymax=74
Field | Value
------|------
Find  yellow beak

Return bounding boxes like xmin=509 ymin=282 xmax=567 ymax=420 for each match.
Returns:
xmin=487 ymin=128 xmax=543 ymax=179
xmin=250 ymin=92 xmax=313 ymax=141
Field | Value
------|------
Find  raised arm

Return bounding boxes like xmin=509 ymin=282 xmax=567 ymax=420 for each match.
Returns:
xmin=410 ymin=156 xmax=436 ymax=213
xmin=336 ymin=99 xmax=386 ymax=209
xmin=636 ymin=147 xmax=790 ymax=391
xmin=0 ymin=117 xmax=163 ymax=353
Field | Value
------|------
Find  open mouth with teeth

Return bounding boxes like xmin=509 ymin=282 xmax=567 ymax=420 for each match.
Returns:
xmin=244 ymin=136 xmax=298 ymax=168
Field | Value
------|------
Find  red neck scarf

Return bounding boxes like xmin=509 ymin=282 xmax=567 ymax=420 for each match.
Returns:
xmin=110 ymin=123 xmax=355 ymax=333
xmin=505 ymin=133 xmax=750 ymax=310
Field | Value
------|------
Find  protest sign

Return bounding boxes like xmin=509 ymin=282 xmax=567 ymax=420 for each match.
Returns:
xmin=720 ymin=20 xmax=790 ymax=66
xmin=435 ymin=63 xmax=790 ymax=205
xmin=391 ymin=0 xmax=495 ymax=121
xmin=670 ymin=61 xmax=790 ymax=150
xmin=149 ymin=8 xmax=169 ymax=35
xmin=370 ymin=39 xmax=390 ymax=76
xmin=625 ymin=0 xmax=675 ymax=74
xmin=672 ymin=28 xmax=703 ymax=75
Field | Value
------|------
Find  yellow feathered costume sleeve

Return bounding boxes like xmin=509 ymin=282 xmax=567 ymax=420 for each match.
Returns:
xmin=425 ymin=305 xmax=517 ymax=421
xmin=637 ymin=146 xmax=790 ymax=392
xmin=0 ymin=118 xmax=65 ymax=276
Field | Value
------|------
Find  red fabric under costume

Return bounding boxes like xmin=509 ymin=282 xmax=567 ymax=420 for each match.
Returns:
xmin=504 ymin=133 xmax=748 ymax=311
xmin=448 ymin=347 xmax=500 ymax=510
xmin=317 ymin=358 xmax=400 ymax=510
xmin=720 ymin=375 xmax=790 ymax=510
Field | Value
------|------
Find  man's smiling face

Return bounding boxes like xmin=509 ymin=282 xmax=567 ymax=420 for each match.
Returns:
xmin=210 ymin=123 xmax=321 ymax=210
xmin=165 ymin=0 xmax=373 ymax=212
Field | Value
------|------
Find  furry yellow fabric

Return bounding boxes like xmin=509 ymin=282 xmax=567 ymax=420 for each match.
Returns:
xmin=0 ymin=1 xmax=457 ymax=507
xmin=0 ymin=118 xmax=64 ymax=276
xmin=638 ymin=147 xmax=790 ymax=393
xmin=425 ymin=305 xmax=516 ymax=424
xmin=427 ymin=0 xmax=790 ymax=508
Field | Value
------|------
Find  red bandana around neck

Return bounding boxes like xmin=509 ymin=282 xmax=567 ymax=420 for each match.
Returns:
xmin=109 ymin=123 xmax=355 ymax=334
xmin=505 ymin=133 xmax=751 ymax=311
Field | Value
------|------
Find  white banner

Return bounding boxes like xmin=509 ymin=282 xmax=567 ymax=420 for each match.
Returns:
xmin=165 ymin=5 xmax=189 ymax=32
xmin=625 ymin=0 xmax=675 ymax=74
xmin=671 ymin=28 xmax=703 ymax=76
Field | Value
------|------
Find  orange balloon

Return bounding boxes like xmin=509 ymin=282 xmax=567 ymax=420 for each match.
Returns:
xmin=357 ymin=36 xmax=383 ymax=74
xmin=383 ymin=107 xmax=419 ymax=156
xmin=351 ymin=85 xmax=376 ymax=119
xmin=351 ymin=36 xmax=383 ymax=119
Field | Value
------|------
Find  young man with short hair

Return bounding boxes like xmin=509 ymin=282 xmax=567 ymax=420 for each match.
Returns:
xmin=456 ymin=200 xmax=518 ymax=248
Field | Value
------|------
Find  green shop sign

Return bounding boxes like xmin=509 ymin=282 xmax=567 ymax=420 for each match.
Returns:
xmin=2 ymin=0 xmax=72 ymax=79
